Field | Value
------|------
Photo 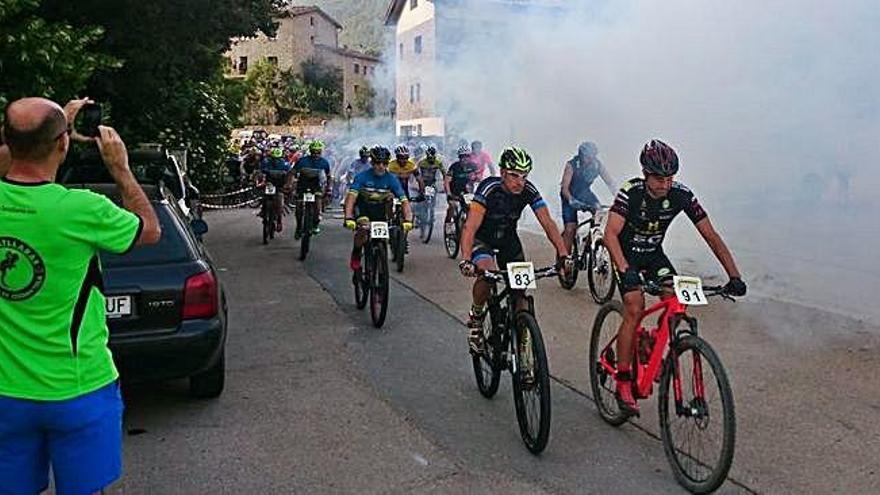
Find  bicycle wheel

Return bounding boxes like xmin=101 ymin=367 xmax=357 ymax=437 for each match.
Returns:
xmin=511 ymin=312 xmax=551 ymax=455
xmin=588 ymin=301 xmax=629 ymax=426
xmin=588 ymin=239 xmax=617 ymax=304
xmin=472 ymin=305 xmax=502 ymax=398
xmin=299 ymin=203 xmax=312 ymax=261
xmin=396 ymin=231 xmax=406 ymax=273
xmin=659 ymin=335 xmax=736 ymax=494
xmin=558 ymin=239 xmax=579 ymax=289
xmin=390 ymin=229 xmax=399 ymax=262
xmin=369 ymin=242 xmax=389 ymax=328
xmin=444 ymin=216 xmax=459 ymax=259
xmin=353 ymin=267 xmax=368 ymax=309
xmin=421 ymin=201 xmax=434 ymax=244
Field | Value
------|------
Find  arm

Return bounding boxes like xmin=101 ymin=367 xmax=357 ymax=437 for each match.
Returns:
xmin=344 ymin=191 xmax=357 ymax=219
xmin=604 ymin=211 xmax=629 ymax=272
xmin=535 ymin=206 xmax=568 ymax=257
xmin=96 ymin=126 xmax=161 ymax=245
xmin=599 ymin=162 xmax=617 ymax=197
xmin=402 ymin=199 xmax=413 ymax=223
xmin=695 ymin=218 xmax=741 ymax=278
xmin=560 ymin=163 xmax=574 ymax=201
xmin=460 ymin=202 xmax=486 ymax=262
xmin=444 ymin=174 xmax=452 ymax=195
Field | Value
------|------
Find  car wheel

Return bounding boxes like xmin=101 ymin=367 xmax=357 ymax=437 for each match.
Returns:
xmin=189 ymin=349 xmax=225 ymax=399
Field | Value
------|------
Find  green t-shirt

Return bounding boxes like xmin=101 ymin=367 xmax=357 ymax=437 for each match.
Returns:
xmin=0 ymin=178 xmax=142 ymax=400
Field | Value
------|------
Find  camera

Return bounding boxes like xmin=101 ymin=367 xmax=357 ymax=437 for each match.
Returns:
xmin=77 ymin=103 xmax=102 ymax=138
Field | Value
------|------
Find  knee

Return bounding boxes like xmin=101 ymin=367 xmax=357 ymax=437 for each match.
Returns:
xmin=623 ymin=295 xmax=644 ymax=319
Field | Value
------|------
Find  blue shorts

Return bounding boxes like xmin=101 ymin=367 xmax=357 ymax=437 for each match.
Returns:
xmin=560 ymin=191 xmax=600 ymax=224
xmin=0 ymin=382 xmax=123 ymax=495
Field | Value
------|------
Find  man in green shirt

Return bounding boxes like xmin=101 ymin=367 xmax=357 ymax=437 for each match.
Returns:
xmin=0 ymin=97 xmax=160 ymax=494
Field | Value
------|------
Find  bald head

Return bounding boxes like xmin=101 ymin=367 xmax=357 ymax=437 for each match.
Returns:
xmin=2 ymin=97 xmax=68 ymax=161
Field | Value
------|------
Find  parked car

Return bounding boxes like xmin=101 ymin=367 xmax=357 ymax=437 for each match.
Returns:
xmin=71 ymin=182 xmax=228 ymax=398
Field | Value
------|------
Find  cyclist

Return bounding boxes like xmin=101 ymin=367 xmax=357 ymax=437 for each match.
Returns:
xmin=292 ymin=140 xmax=332 ymax=238
xmin=344 ymin=146 xmax=413 ymax=271
xmin=389 ymin=144 xmax=423 ymax=200
xmin=605 ymin=139 xmax=747 ymax=416
xmin=560 ymin=140 xmax=617 ymax=254
xmin=259 ymin=145 xmax=292 ymax=232
xmin=458 ymin=147 xmax=571 ymax=354
xmin=468 ymin=140 xmax=497 ymax=180
xmin=444 ymin=144 xmax=480 ymax=225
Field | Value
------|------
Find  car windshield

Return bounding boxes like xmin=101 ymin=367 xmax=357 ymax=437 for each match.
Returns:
xmin=100 ymin=204 xmax=191 ymax=267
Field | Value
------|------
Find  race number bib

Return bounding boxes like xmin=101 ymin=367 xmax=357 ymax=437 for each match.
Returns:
xmin=303 ymin=193 xmax=316 ymax=203
xmin=673 ymin=276 xmax=708 ymax=306
xmin=462 ymin=193 xmax=475 ymax=204
xmin=507 ymin=262 xmax=537 ymax=289
xmin=370 ymin=222 xmax=390 ymax=239
xmin=265 ymin=183 xmax=276 ymax=195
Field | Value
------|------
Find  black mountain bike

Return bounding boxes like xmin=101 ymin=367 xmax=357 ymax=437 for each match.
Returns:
xmin=260 ymin=182 xmax=278 ymax=245
xmin=471 ymin=260 xmax=557 ymax=454
xmin=297 ymin=190 xmax=322 ymax=261
xmin=352 ymin=220 xmax=391 ymax=328
xmin=557 ymin=205 xmax=616 ymax=303
xmin=444 ymin=193 xmax=472 ymax=259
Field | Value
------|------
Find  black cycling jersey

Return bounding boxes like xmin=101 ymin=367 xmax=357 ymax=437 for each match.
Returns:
xmin=610 ymin=178 xmax=707 ymax=254
xmin=472 ymin=177 xmax=547 ymax=245
xmin=446 ymin=160 xmax=478 ymax=196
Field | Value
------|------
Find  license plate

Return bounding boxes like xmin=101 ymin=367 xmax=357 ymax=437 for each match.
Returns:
xmin=265 ymin=183 xmax=276 ymax=195
xmin=507 ymin=262 xmax=537 ymax=289
xmin=370 ymin=221 xmax=389 ymax=239
xmin=673 ymin=276 xmax=708 ymax=306
xmin=303 ymin=193 xmax=316 ymax=203
xmin=106 ymin=295 xmax=132 ymax=319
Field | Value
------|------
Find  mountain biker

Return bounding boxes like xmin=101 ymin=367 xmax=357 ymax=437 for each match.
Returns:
xmin=259 ymin=145 xmax=292 ymax=232
xmin=417 ymin=145 xmax=446 ymax=187
xmin=604 ymin=139 xmax=747 ymax=416
xmin=560 ymin=141 xmax=617 ymax=254
xmin=389 ymin=144 xmax=423 ymax=200
xmin=468 ymin=140 xmax=497 ymax=180
xmin=292 ymin=140 xmax=332 ymax=238
xmin=444 ymin=144 xmax=480 ymax=225
xmin=344 ymin=146 xmax=413 ymax=271
xmin=458 ymin=147 xmax=572 ymax=354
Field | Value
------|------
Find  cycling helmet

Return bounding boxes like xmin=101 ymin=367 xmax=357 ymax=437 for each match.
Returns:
xmin=457 ymin=144 xmax=471 ymax=157
xmin=471 ymin=140 xmax=483 ymax=151
xmin=270 ymin=147 xmax=284 ymax=159
xmin=425 ymin=146 xmax=437 ymax=158
xmin=394 ymin=144 xmax=410 ymax=158
xmin=640 ymin=139 xmax=679 ymax=176
xmin=308 ymin=140 xmax=325 ymax=152
xmin=499 ymin=147 xmax=533 ymax=173
xmin=359 ymin=145 xmax=370 ymax=158
xmin=578 ymin=141 xmax=598 ymax=158
xmin=370 ymin=146 xmax=391 ymax=163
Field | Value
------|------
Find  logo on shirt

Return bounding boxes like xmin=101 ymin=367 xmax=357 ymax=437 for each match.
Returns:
xmin=0 ymin=237 xmax=46 ymax=301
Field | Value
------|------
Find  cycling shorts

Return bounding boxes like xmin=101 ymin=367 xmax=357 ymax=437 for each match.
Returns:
xmin=619 ymin=250 xmax=677 ymax=296
xmin=0 ymin=382 xmax=123 ymax=495
xmin=560 ymin=191 xmax=600 ymax=224
xmin=471 ymin=236 xmax=525 ymax=268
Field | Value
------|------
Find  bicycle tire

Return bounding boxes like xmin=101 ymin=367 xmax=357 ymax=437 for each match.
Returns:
xmin=588 ymin=239 xmax=617 ymax=304
xmin=369 ymin=242 xmax=389 ymax=328
xmin=588 ymin=301 xmax=629 ymax=426
xmin=659 ymin=335 xmax=736 ymax=494
xmin=511 ymin=312 xmax=551 ymax=455
xmin=396 ymin=231 xmax=406 ymax=273
xmin=472 ymin=305 xmax=502 ymax=398
xmin=354 ymin=268 xmax=368 ymax=309
xmin=444 ymin=216 xmax=459 ymax=259
xmin=558 ymin=239 xmax=579 ymax=289
xmin=421 ymin=202 xmax=434 ymax=244
xmin=299 ymin=203 xmax=312 ymax=261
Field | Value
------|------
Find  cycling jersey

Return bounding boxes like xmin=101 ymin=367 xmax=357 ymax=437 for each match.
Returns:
xmin=389 ymin=158 xmax=419 ymax=197
xmin=348 ymin=169 xmax=407 ymax=220
xmin=610 ymin=178 xmax=707 ymax=254
xmin=472 ymin=177 xmax=547 ymax=245
xmin=347 ymin=158 xmax=371 ymax=182
xmin=446 ymin=160 xmax=479 ymax=196
xmin=293 ymin=155 xmax=331 ymax=192
xmin=0 ymin=179 xmax=141 ymax=400
xmin=417 ymin=158 xmax=446 ymax=187
xmin=261 ymin=157 xmax=291 ymax=187
xmin=467 ymin=151 xmax=494 ymax=179
xmin=566 ymin=155 xmax=603 ymax=201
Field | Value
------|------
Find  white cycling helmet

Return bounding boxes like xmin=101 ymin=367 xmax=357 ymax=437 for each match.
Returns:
xmin=394 ymin=144 xmax=410 ymax=157
xmin=457 ymin=144 xmax=471 ymax=156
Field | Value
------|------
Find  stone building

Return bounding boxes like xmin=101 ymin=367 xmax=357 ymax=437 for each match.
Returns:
xmin=226 ymin=5 xmax=381 ymax=115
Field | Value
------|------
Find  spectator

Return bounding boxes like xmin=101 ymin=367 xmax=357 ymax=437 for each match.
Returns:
xmin=0 ymin=97 xmax=160 ymax=494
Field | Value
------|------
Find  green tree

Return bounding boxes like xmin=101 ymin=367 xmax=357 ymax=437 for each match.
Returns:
xmin=354 ymin=81 xmax=377 ymax=117
xmin=300 ymin=56 xmax=342 ymax=114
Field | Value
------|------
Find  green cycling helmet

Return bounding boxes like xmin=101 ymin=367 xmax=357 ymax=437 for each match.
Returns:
xmin=499 ymin=147 xmax=533 ymax=173
xmin=308 ymin=140 xmax=325 ymax=152
xmin=270 ymin=147 xmax=284 ymax=159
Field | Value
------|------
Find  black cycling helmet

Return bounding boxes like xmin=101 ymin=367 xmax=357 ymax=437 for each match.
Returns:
xmin=425 ymin=145 xmax=437 ymax=158
xmin=359 ymin=145 xmax=369 ymax=158
xmin=640 ymin=139 xmax=679 ymax=177
xmin=370 ymin=146 xmax=391 ymax=163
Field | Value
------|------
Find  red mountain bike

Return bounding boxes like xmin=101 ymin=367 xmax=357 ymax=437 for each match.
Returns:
xmin=588 ymin=276 xmax=737 ymax=494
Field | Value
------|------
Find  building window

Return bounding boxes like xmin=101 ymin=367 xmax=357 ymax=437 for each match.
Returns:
xmin=411 ymin=0 xmax=418 ymax=9
xmin=410 ymin=85 xmax=415 ymax=104
xmin=399 ymin=43 xmax=404 ymax=59
xmin=238 ymin=56 xmax=248 ymax=75
xmin=416 ymin=83 xmax=421 ymax=102
xmin=310 ymin=16 xmax=315 ymax=26
xmin=414 ymin=36 xmax=422 ymax=54
xmin=267 ymin=56 xmax=278 ymax=65
xmin=354 ymin=63 xmax=360 ymax=74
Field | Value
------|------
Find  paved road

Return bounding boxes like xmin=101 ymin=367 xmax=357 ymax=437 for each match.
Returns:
xmin=112 ymin=205 xmax=879 ymax=494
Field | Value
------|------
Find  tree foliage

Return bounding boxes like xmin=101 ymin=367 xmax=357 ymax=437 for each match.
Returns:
xmin=241 ymin=57 xmax=343 ymax=125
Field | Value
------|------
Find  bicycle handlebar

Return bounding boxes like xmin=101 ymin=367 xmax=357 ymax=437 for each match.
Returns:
xmin=477 ymin=265 xmax=558 ymax=284
xmin=643 ymin=280 xmax=736 ymax=301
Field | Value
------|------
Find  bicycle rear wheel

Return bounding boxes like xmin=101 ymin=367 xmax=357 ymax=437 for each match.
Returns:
xmin=420 ymin=202 xmax=434 ymax=244
xmin=588 ymin=239 xmax=616 ymax=304
xmin=369 ymin=242 xmax=389 ymax=328
xmin=472 ymin=305 xmax=502 ymax=398
xmin=299 ymin=203 xmax=312 ymax=261
xmin=444 ymin=216 xmax=459 ymax=258
xmin=588 ymin=301 xmax=629 ymax=426
xmin=659 ymin=335 xmax=735 ymax=494
xmin=396 ymin=231 xmax=406 ymax=273
xmin=511 ymin=312 xmax=551 ymax=455
xmin=353 ymin=267 xmax=368 ymax=309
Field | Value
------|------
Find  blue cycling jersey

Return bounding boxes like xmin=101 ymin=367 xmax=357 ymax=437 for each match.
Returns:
xmin=261 ymin=157 xmax=291 ymax=173
xmin=349 ymin=169 xmax=406 ymax=203
xmin=567 ymin=156 xmax=602 ymax=201
xmin=293 ymin=155 xmax=331 ymax=178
